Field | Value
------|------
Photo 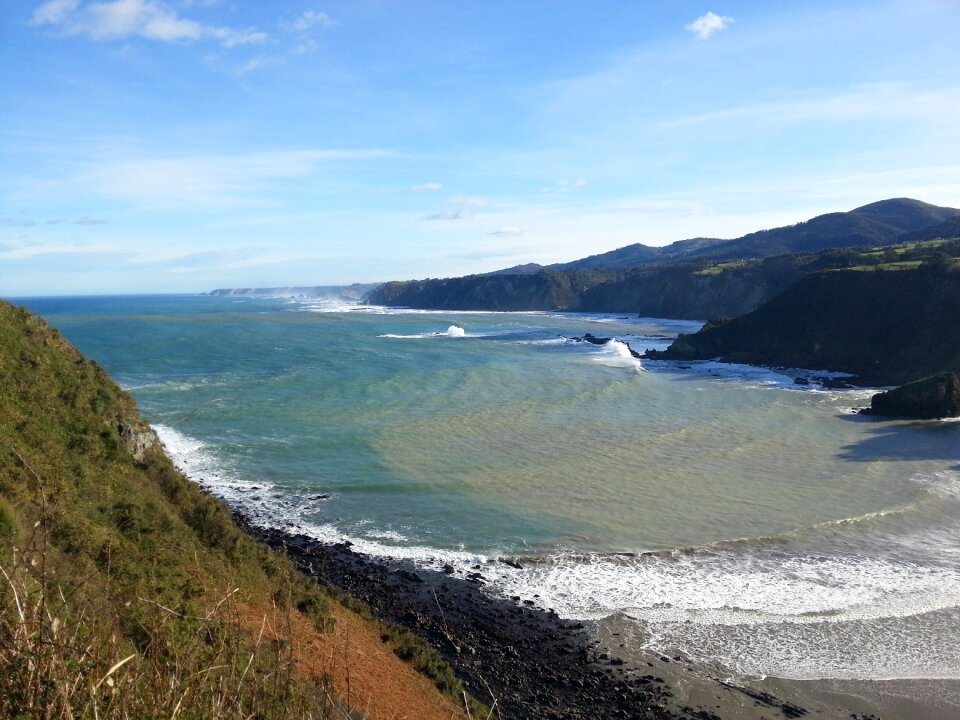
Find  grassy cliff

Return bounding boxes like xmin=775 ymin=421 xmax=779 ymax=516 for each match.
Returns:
xmin=0 ymin=300 xmax=474 ymax=719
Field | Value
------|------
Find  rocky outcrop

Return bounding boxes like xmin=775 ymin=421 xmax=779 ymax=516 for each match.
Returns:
xmin=646 ymin=267 xmax=960 ymax=385
xmin=865 ymin=373 xmax=960 ymax=418
xmin=119 ymin=422 xmax=159 ymax=463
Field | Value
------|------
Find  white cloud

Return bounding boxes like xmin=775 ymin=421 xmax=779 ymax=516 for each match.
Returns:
xmin=0 ymin=239 xmax=123 ymax=260
xmin=281 ymin=10 xmax=336 ymax=33
xmin=425 ymin=210 xmax=469 ymax=221
xmin=488 ymin=227 xmax=523 ymax=237
xmin=31 ymin=0 xmax=268 ymax=47
xmin=237 ymin=55 xmax=278 ymax=75
xmin=540 ymin=179 xmax=587 ymax=194
xmin=32 ymin=0 xmax=79 ymax=25
xmin=81 ymin=149 xmax=393 ymax=208
xmin=685 ymin=11 xmax=734 ymax=40
xmin=452 ymin=196 xmax=491 ymax=207
xmin=663 ymin=82 xmax=960 ymax=132
xmin=395 ymin=182 xmax=442 ymax=193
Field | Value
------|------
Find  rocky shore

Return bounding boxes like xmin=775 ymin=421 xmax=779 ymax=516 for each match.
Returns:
xmin=235 ymin=513 xmax=827 ymax=720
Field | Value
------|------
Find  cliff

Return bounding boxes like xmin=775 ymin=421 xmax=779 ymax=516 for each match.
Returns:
xmin=647 ymin=264 xmax=960 ymax=385
xmin=0 ymin=300 xmax=473 ymax=719
xmin=366 ymin=198 xmax=960 ymax=318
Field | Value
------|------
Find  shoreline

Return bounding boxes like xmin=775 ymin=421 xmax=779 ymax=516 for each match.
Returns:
xmin=236 ymin=512 xmax=960 ymax=720
xmin=236 ymin=512 xmax=845 ymax=720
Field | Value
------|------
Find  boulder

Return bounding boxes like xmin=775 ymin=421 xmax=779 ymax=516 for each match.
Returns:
xmin=865 ymin=372 xmax=960 ymax=419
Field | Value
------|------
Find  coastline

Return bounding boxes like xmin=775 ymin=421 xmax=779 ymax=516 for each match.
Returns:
xmin=237 ymin=512 xmax=859 ymax=720
xmin=236 ymin=513 xmax=960 ymax=720
xmin=595 ymin=613 xmax=960 ymax=720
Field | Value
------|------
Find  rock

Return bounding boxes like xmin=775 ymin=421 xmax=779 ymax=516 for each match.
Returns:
xmin=443 ymin=563 xmax=455 ymax=575
xmin=118 ymin=422 xmax=158 ymax=463
xmin=865 ymin=372 xmax=960 ymax=419
xmin=397 ymin=569 xmax=424 ymax=583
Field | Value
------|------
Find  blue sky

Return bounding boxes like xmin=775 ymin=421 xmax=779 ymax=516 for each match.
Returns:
xmin=2 ymin=0 xmax=959 ymax=295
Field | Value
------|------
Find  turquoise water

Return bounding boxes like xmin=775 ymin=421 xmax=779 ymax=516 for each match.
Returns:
xmin=20 ymin=294 xmax=960 ymax=681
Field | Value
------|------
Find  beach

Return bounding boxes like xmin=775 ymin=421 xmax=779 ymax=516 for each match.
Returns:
xmin=239 ymin=512 xmax=960 ymax=720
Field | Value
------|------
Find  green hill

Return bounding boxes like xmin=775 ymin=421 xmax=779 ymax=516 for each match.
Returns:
xmin=0 ymin=301 xmax=473 ymax=719
xmin=548 ymin=197 xmax=960 ymax=271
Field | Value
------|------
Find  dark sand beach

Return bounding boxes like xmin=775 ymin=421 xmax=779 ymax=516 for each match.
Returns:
xmin=235 ymin=513 xmax=960 ymax=720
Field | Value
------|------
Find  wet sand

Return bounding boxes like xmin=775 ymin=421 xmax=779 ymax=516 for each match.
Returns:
xmin=597 ymin=612 xmax=960 ymax=720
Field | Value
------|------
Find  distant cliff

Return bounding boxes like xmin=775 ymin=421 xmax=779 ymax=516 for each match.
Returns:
xmin=367 ymin=198 xmax=960 ymax=318
xmin=369 ymin=242 xmax=956 ymax=320
xmin=648 ymin=264 xmax=960 ymax=385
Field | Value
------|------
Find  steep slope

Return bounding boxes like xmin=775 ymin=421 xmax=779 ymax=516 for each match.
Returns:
xmin=552 ymin=198 xmax=959 ymax=271
xmin=647 ymin=264 xmax=960 ymax=385
xmin=0 ymin=300 xmax=472 ymax=719
xmin=896 ymin=215 xmax=960 ymax=244
xmin=694 ymin=198 xmax=960 ymax=262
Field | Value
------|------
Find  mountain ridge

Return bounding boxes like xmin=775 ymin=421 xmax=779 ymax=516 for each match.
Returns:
xmin=544 ymin=197 xmax=960 ymax=272
xmin=367 ymin=198 xmax=960 ymax=318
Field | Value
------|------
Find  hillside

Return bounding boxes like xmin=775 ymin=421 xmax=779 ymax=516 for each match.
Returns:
xmin=0 ymin=301 xmax=474 ymax=719
xmin=647 ymin=262 xmax=960 ymax=385
xmin=550 ymin=197 xmax=960 ymax=271
xmin=371 ymin=235 xmax=960 ymax=320
xmin=367 ymin=199 xmax=960 ymax=316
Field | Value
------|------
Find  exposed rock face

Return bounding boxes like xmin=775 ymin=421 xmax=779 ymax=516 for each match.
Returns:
xmin=866 ymin=373 xmax=960 ymax=419
xmin=119 ymin=422 xmax=159 ymax=463
xmin=646 ymin=267 xmax=960 ymax=385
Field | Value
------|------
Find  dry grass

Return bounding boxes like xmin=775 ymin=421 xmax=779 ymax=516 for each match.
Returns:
xmin=0 ymin=300 xmax=482 ymax=720
xmin=0 ymin=517 xmax=332 ymax=719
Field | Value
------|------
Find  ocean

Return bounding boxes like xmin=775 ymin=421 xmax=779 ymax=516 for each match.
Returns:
xmin=20 ymin=293 xmax=960 ymax=683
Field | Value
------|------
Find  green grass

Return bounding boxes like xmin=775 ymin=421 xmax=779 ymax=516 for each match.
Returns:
xmin=693 ymin=260 xmax=750 ymax=276
xmin=0 ymin=300 xmax=477 ymax=719
xmin=839 ymin=260 xmax=925 ymax=272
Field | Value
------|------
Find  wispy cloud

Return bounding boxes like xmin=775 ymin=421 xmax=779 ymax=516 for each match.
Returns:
xmin=80 ymin=148 xmax=393 ymax=208
xmin=488 ymin=227 xmax=523 ymax=237
xmin=451 ymin=196 xmax=491 ymax=207
xmin=539 ymin=179 xmax=587 ymax=195
xmin=0 ymin=239 xmax=125 ymax=260
xmin=662 ymin=82 xmax=960 ymax=132
xmin=685 ymin=11 xmax=734 ymax=40
xmin=393 ymin=182 xmax=442 ymax=194
xmin=3 ymin=216 xmax=107 ymax=227
xmin=424 ymin=210 xmax=469 ymax=221
xmin=236 ymin=55 xmax=278 ymax=75
xmin=31 ymin=0 xmax=269 ymax=47
xmin=281 ymin=10 xmax=336 ymax=33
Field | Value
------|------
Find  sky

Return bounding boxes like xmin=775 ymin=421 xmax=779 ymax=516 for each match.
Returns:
xmin=2 ymin=0 xmax=960 ymax=295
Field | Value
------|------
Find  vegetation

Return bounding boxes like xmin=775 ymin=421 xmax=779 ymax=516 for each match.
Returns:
xmin=0 ymin=300 xmax=475 ymax=719
xmin=649 ymin=261 xmax=960 ymax=385
xmin=370 ymin=228 xmax=960 ymax=321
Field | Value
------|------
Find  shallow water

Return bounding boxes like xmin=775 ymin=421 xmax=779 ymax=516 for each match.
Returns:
xmin=21 ymin=294 xmax=960 ymax=681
